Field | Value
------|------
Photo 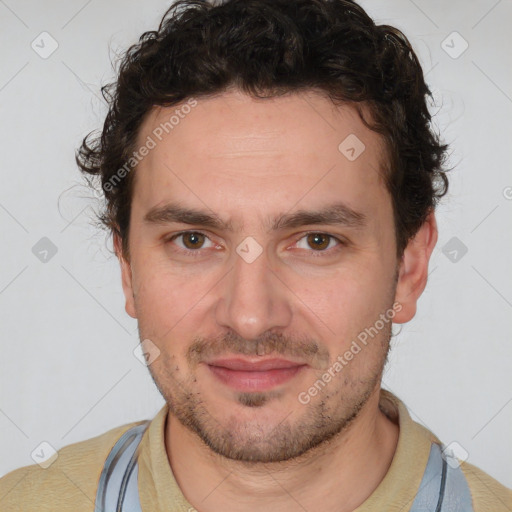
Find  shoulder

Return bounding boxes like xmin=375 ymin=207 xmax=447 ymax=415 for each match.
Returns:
xmin=460 ymin=460 xmax=512 ymax=512
xmin=0 ymin=420 xmax=146 ymax=512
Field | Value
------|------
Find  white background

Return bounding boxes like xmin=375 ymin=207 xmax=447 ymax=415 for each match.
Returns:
xmin=0 ymin=0 xmax=511 ymax=490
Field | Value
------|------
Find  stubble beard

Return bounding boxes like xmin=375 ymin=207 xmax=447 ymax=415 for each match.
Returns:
xmin=145 ymin=325 xmax=392 ymax=464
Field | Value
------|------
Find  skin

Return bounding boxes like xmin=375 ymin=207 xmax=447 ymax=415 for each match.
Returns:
xmin=114 ymin=88 xmax=438 ymax=512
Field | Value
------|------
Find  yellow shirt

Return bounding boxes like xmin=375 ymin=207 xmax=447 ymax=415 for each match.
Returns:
xmin=1 ymin=389 xmax=510 ymax=511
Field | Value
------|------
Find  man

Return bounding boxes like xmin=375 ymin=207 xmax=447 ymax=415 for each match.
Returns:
xmin=1 ymin=0 xmax=510 ymax=510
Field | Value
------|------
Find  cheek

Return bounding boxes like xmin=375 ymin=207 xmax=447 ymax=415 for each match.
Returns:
xmin=297 ymin=263 xmax=395 ymax=354
xmin=131 ymin=260 xmax=207 ymax=339
xmin=302 ymin=261 xmax=389 ymax=313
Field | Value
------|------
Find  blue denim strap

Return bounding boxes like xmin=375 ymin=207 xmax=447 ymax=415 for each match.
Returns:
xmin=94 ymin=421 xmax=150 ymax=512
xmin=409 ymin=442 xmax=474 ymax=512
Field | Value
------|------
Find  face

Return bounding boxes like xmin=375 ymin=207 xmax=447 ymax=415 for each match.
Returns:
xmin=116 ymin=89 xmax=436 ymax=463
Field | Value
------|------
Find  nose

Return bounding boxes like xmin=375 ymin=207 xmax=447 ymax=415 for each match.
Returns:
xmin=214 ymin=243 xmax=293 ymax=341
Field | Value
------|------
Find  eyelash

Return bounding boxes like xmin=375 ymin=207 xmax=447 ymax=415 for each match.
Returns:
xmin=165 ymin=230 xmax=345 ymax=258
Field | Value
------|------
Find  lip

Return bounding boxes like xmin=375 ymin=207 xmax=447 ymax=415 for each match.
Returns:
xmin=207 ymin=357 xmax=305 ymax=371
xmin=206 ymin=357 xmax=308 ymax=392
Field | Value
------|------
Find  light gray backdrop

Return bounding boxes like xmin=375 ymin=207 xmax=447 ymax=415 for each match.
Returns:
xmin=1 ymin=0 xmax=511 ymax=489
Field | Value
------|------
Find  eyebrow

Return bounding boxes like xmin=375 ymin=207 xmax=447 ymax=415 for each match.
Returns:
xmin=143 ymin=201 xmax=366 ymax=232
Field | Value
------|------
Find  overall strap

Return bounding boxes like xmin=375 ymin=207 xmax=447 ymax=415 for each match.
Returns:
xmin=96 ymin=426 xmax=474 ymax=512
xmin=95 ymin=421 xmax=150 ymax=512
xmin=409 ymin=442 xmax=474 ymax=512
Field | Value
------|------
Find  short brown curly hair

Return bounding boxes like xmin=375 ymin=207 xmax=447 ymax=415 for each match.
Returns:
xmin=76 ymin=0 xmax=449 ymax=260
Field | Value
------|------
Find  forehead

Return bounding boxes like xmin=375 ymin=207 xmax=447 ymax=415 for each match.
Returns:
xmin=132 ymin=89 xmax=390 ymax=226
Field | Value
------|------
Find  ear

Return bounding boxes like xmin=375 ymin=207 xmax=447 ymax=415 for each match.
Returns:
xmin=113 ymin=232 xmax=137 ymax=319
xmin=393 ymin=210 xmax=438 ymax=323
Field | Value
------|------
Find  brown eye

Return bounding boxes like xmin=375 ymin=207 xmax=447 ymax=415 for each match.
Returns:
xmin=306 ymin=233 xmax=331 ymax=250
xmin=181 ymin=232 xmax=205 ymax=249
xmin=166 ymin=231 xmax=217 ymax=255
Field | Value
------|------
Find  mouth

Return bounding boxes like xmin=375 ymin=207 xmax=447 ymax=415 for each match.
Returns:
xmin=205 ymin=357 xmax=308 ymax=392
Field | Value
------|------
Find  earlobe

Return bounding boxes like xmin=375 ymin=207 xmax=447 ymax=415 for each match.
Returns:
xmin=113 ymin=233 xmax=137 ymax=319
xmin=393 ymin=211 xmax=438 ymax=324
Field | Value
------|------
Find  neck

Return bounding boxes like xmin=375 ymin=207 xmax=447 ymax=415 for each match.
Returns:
xmin=166 ymin=387 xmax=399 ymax=512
